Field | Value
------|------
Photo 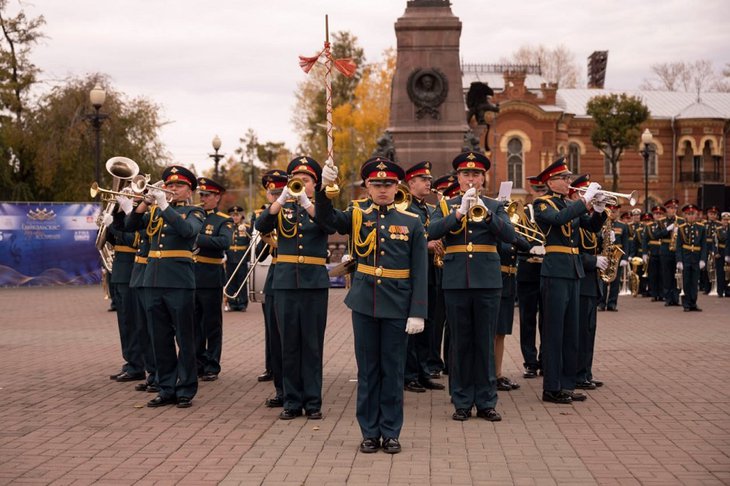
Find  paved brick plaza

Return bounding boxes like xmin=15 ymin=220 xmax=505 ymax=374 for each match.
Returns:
xmin=1 ymin=286 xmax=729 ymax=485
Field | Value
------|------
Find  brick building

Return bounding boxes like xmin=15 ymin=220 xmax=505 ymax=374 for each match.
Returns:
xmin=462 ymin=64 xmax=730 ymax=210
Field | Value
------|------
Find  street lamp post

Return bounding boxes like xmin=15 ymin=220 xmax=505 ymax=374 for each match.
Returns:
xmin=209 ymin=135 xmax=224 ymax=180
xmin=640 ymin=129 xmax=653 ymax=213
xmin=87 ymin=85 xmax=108 ymax=184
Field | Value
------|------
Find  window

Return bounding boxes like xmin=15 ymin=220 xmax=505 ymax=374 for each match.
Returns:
xmin=603 ymin=151 xmax=618 ymax=177
xmin=679 ymin=140 xmax=696 ymax=182
xmin=507 ymin=137 xmax=523 ymax=189
xmin=701 ymin=140 xmax=721 ymax=182
xmin=568 ymin=143 xmax=580 ymax=173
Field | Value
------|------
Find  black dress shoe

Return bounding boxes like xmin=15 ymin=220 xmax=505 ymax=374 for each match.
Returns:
xmin=279 ymin=409 xmax=302 ymax=420
xmin=476 ymin=408 xmax=502 ymax=422
xmin=359 ymin=438 xmax=380 ymax=453
xmin=429 ymin=370 xmax=442 ymax=379
xmin=523 ymin=368 xmax=538 ymax=379
xmin=109 ymin=371 xmax=125 ymax=380
xmin=691 ymin=307 xmax=702 ymax=312
xmin=498 ymin=376 xmax=520 ymax=390
xmin=147 ymin=395 xmax=177 ymax=408
xmin=176 ymin=397 xmax=192 ymax=408
xmin=496 ymin=378 xmax=512 ymax=391
xmin=452 ymin=408 xmax=471 ymax=421
xmin=575 ymin=380 xmax=597 ymax=390
xmin=257 ymin=370 xmax=273 ymax=382
xmin=606 ymin=307 xmax=617 ymax=312
xmin=115 ymin=372 xmax=146 ymax=382
xmin=684 ymin=308 xmax=691 ymax=312
xmin=305 ymin=410 xmax=323 ymax=420
xmin=568 ymin=391 xmax=587 ymax=402
xmin=265 ymin=396 xmax=284 ymax=408
xmin=404 ymin=381 xmax=426 ymax=393
xmin=419 ymin=378 xmax=445 ymax=390
xmin=597 ymin=305 xmax=605 ymax=311
xmin=591 ymin=379 xmax=603 ymax=388
xmin=382 ymin=438 xmax=401 ymax=454
xmin=200 ymin=373 xmax=218 ymax=382
xmin=146 ymin=384 xmax=160 ymax=393
xmin=542 ymin=390 xmax=572 ymax=404
xmin=134 ymin=383 xmax=149 ymax=392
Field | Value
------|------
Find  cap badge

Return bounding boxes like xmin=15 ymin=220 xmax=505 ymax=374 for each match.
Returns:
xmin=376 ymin=162 xmax=387 ymax=170
xmin=466 ymin=153 xmax=476 ymax=160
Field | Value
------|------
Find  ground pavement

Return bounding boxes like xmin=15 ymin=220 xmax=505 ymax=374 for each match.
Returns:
xmin=0 ymin=286 xmax=729 ymax=485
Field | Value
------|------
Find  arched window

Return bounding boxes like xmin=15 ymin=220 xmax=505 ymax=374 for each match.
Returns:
xmin=568 ymin=143 xmax=580 ymax=173
xmin=507 ymin=137 xmax=523 ymax=189
xmin=702 ymin=140 xmax=721 ymax=182
xmin=679 ymin=140 xmax=695 ymax=182
xmin=603 ymin=151 xmax=618 ymax=177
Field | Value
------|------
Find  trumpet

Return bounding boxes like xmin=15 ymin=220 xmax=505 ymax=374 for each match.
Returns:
xmin=466 ymin=184 xmax=488 ymax=222
xmin=287 ymin=178 xmax=305 ymax=197
xmin=505 ymin=200 xmax=546 ymax=244
xmin=394 ymin=183 xmax=411 ymax=211
xmin=569 ymin=186 xmax=638 ymax=206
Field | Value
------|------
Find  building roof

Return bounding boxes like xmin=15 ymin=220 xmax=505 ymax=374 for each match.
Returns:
xmin=462 ymin=71 xmax=548 ymax=92
xmin=554 ymin=89 xmax=730 ymax=120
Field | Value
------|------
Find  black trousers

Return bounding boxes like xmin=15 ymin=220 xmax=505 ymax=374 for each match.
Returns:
xmin=517 ymin=279 xmax=542 ymax=370
xmin=540 ymin=276 xmax=580 ymax=392
xmin=111 ymin=282 xmax=144 ymax=376
xmin=682 ymin=264 xmax=701 ymax=309
xmin=130 ymin=286 xmax=156 ymax=384
xmin=274 ymin=288 xmax=328 ymax=412
xmin=598 ymin=266 xmax=623 ymax=309
xmin=576 ymin=294 xmax=598 ymax=383
xmin=264 ymin=293 xmax=283 ymax=398
xmin=715 ymin=256 xmax=727 ymax=297
xmin=444 ymin=288 xmax=500 ymax=411
xmin=661 ymin=253 xmax=679 ymax=304
xmin=195 ymin=287 xmax=224 ymax=375
xmin=426 ymin=283 xmax=446 ymax=374
xmin=352 ymin=311 xmax=408 ymax=440
xmin=146 ymin=288 xmax=197 ymax=400
xmin=648 ymin=255 xmax=663 ymax=299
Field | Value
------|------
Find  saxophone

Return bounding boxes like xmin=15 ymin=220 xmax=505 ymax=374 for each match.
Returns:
xmin=599 ymin=210 xmax=625 ymax=283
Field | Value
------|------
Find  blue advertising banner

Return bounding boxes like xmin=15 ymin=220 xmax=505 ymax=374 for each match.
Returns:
xmin=0 ymin=202 xmax=102 ymax=287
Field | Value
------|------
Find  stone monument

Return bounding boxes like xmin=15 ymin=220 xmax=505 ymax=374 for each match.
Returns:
xmin=388 ymin=0 xmax=469 ymax=175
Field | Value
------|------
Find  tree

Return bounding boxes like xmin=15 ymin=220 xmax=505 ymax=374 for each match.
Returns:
xmin=292 ymin=31 xmax=366 ymax=160
xmin=586 ymin=93 xmax=650 ymax=192
xmin=0 ymin=0 xmax=45 ymax=200
xmin=639 ymin=60 xmax=726 ymax=94
xmin=22 ymin=74 xmax=169 ymax=201
xmin=502 ymin=44 xmax=581 ymax=88
xmin=330 ymin=48 xmax=395 ymax=206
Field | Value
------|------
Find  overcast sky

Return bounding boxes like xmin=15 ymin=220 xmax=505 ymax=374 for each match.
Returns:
xmin=20 ymin=0 xmax=730 ymax=174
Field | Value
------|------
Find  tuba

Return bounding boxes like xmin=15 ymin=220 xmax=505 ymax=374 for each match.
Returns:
xmin=598 ymin=209 xmax=625 ymax=283
xmin=629 ymin=256 xmax=643 ymax=297
xmin=93 ymin=157 xmax=139 ymax=272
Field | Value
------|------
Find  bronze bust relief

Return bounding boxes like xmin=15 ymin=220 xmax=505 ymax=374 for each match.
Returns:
xmin=407 ymin=68 xmax=448 ymax=120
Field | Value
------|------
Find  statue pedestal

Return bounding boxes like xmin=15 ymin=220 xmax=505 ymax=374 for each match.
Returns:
xmin=388 ymin=1 xmax=468 ymax=175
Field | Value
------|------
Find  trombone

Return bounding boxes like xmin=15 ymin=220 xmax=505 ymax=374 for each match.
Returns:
xmin=223 ymin=230 xmax=271 ymax=299
xmin=505 ymin=200 xmax=546 ymax=244
xmin=569 ymin=186 xmax=638 ymax=206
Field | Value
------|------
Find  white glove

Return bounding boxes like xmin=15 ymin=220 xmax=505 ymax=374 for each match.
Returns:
xmin=405 ymin=317 xmax=425 ymax=334
xmin=529 ymin=245 xmax=546 ymax=256
xmin=341 ymin=254 xmax=352 ymax=263
xmin=596 ymin=255 xmax=609 ymax=271
xmin=321 ymin=163 xmax=338 ymax=186
xmin=666 ymin=223 xmax=675 ymax=232
xmin=620 ymin=259 xmax=628 ymax=267
xmin=458 ymin=187 xmax=477 ymax=216
xmin=298 ymin=191 xmax=312 ymax=209
xmin=699 ymin=260 xmax=705 ymax=270
xmin=150 ymin=188 xmax=168 ymax=211
xmin=592 ymin=200 xmax=606 ymax=213
xmin=276 ymin=187 xmax=291 ymax=206
xmin=582 ymin=182 xmax=601 ymax=204
xmin=116 ymin=194 xmax=133 ymax=215
xmin=608 ymin=230 xmax=616 ymax=243
xmin=101 ymin=212 xmax=114 ymax=227
xmin=676 ymin=262 xmax=684 ymax=271
xmin=726 ymin=256 xmax=730 ymax=264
